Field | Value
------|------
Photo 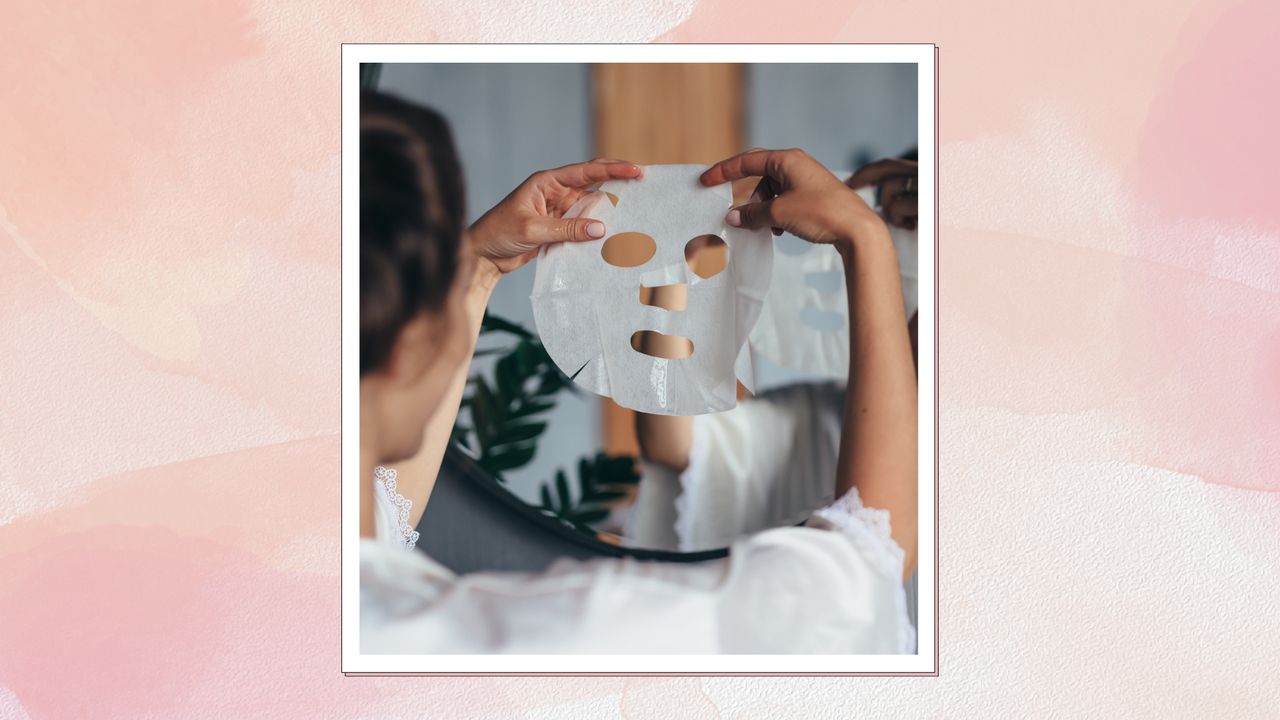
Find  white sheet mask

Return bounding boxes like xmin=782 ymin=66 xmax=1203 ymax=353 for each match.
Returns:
xmin=531 ymin=164 xmax=773 ymax=415
xmin=750 ymin=183 xmax=919 ymax=380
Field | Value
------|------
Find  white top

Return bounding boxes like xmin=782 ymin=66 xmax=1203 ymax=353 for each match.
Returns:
xmin=629 ymin=382 xmax=845 ymax=552
xmin=363 ymin=469 xmax=915 ymax=654
xmin=371 ymin=466 xmax=419 ymax=551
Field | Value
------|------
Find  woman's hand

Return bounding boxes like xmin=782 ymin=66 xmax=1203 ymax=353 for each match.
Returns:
xmin=468 ymin=159 xmax=643 ymax=277
xmin=706 ymin=148 xmax=918 ymax=580
xmin=700 ymin=148 xmax=885 ymax=250
xmin=846 ymin=157 xmax=918 ymax=231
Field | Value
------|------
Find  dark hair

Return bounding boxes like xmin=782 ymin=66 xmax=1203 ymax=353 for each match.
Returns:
xmin=360 ymin=91 xmax=466 ymax=375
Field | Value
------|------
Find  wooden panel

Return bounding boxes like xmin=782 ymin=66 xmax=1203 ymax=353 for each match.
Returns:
xmin=591 ymin=63 xmax=745 ymax=458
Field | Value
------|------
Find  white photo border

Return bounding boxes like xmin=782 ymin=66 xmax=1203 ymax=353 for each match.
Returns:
xmin=341 ymin=43 xmax=937 ymax=675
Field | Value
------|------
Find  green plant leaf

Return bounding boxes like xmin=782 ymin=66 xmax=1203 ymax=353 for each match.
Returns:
xmin=508 ymin=398 xmax=555 ymax=419
xmin=450 ymin=424 xmax=472 ymax=451
xmin=470 ymin=376 xmax=501 ymax=430
xmin=494 ymin=351 xmax=520 ymax=407
xmin=494 ymin=421 xmax=546 ymax=444
xmin=515 ymin=340 xmax=547 ymax=377
xmin=569 ymin=506 xmax=611 ymax=525
xmin=582 ymin=489 xmax=628 ymax=504
xmin=597 ymin=454 xmax=640 ymax=484
xmin=480 ymin=312 xmax=535 ymax=338
xmin=537 ymin=369 xmax=569 ymax=395
xmin=539 ymin=484 xmax=553 ymax=510
xmin=555 ymin=470 xmax=571 ymax=512
xmin=483 ymin=442 xmax=538 ymax=472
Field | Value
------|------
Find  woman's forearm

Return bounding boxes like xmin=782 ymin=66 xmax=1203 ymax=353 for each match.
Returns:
xmin=394 ymin=259 xmax=500 ymax=527
xmin=635 ymin=412 xmax=694 ymax=472
xmin=834 ymin=218 xmax=919 ymax=581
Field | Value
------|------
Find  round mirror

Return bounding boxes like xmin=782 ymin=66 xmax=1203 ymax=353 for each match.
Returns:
xmin=378 ymin=61 xmax=918 ymax=558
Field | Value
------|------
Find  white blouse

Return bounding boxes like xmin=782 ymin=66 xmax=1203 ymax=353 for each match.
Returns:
xmin=628 ymin=381 xmax=845 ymax=552
xmin=362 ymin=469 xmax=915 ymax=654
xmin=371 ymin=466 xmax=419 ymax=551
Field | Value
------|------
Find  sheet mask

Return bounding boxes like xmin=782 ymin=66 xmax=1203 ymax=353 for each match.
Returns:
xmin=531 ymin=164 xmax=773 ymax=415
xmin=750 ymin=183 xmax=919 ymax=380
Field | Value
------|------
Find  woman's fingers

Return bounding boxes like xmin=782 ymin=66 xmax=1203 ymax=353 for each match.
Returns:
xmin=749 ymin=174 xmax=782 ymax=203
xmin=845 ymin=158 xmax=916 ymax=190
xmin=545 ymin=160 xmax=642 ymax=189
xmin=886 ymin=194 xmax=918 ymax=230
xmin=725 ymin=198 xmax=780 ymax=232
xmin=701 ymin=149 xmax=788 ymax=186
xmin=524 ymin=216 xmax=608 ymax=245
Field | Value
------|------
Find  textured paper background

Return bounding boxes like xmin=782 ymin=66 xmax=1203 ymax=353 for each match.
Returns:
xmin=2 ymin=1 xmax=1278 ymax=718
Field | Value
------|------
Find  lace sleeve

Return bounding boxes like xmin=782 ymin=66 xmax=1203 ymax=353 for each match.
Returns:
xmin=806 ymin=486 xmax=916 ymax=654
xmin=373 ymin=466 xmax=421 ymax=551
xmin=806 ymin=486 xmax=905 ymax=578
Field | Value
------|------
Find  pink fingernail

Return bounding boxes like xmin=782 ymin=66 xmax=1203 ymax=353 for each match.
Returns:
xmin=587 ymin=221 xmax=605 ymax=238
xmin=726 ymin=209 xmax=741 ymax=227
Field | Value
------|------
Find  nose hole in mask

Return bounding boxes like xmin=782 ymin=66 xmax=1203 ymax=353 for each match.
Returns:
xmin=639 ymin=283 xmax=688 ymax=311
xmin=630 ymin=330 xmax=694 ymax=359
xmin=799 ymin=308 xmax=844 ymax=332
xmin=685 ymin=234 xmax=728 ymax=279
xmin=804 ymin=270 xmax=844 ymax=293
xmin=601 ymin=232 xmax=657 ymax=267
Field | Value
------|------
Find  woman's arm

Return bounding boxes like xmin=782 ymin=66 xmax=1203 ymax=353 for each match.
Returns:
xmin=832 ymin=219 xmax=918 ymax=580
xmin=702 ymin=149 xmax=918 ymax=580
xmin=392 ymin=160 xmax=644 ymax=528
xmin=634 ymin=412 xmax=694 ymax=472
xmin=388 ymin=258 xmax=499 ymax=528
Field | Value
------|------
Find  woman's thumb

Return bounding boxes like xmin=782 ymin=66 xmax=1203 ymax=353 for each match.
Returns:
xmin=726 ymin=199 xmax=777 ymax=231
xmin=529 ymin=216 xmax=608 ymax=245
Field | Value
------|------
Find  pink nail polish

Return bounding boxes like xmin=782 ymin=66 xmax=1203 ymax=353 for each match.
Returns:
xmin=587 ymin=221 xmax=606 ymax=238
xmin=726 ymin=209 xmax=741 ymax=227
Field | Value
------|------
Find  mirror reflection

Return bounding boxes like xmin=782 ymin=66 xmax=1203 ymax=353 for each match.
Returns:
xmin=378 ymin=61 xmax=918 ymax=555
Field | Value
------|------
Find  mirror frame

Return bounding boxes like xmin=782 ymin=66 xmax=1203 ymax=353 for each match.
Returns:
xmin=444 ymin=444 xmax=729 ymax=563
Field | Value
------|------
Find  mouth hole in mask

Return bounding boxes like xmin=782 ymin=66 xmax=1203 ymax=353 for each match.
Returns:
xmin=685 ymin=234 xmax=728 ymax=278
xmin=630 ymin=330 xmax=694 ymax=359
xmin=799 ymin=307 xmax=844 ymax=332
xmin=601 ymin=232 xmax=657 ymax=267
xmin=639 ymin=283 xmax=688 ymax=311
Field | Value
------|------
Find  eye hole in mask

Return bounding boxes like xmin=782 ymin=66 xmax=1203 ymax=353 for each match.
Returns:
xmin=601 ymin=232 xmax=657 ymax=267
xmin=630 ymin=330 xmax=695 ymax=359
xmin=685 ymin=234 xmax=728 ymax=279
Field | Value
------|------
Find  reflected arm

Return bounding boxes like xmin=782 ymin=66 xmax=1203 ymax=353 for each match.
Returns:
xmin=635 ymin=413 xmax=694 ymax=472
xmin=633 ymin=283 xmax=695 ymax=471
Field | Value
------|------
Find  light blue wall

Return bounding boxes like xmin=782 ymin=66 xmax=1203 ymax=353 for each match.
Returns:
xmin=746 ymin=63 xmax=918 ymax=391
xmin=746 ymin=63 xmax=918 ymax=171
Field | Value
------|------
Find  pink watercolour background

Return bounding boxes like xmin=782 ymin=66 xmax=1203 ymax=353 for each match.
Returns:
xmin=1 ymin=0 xmax=1278 ymax=717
